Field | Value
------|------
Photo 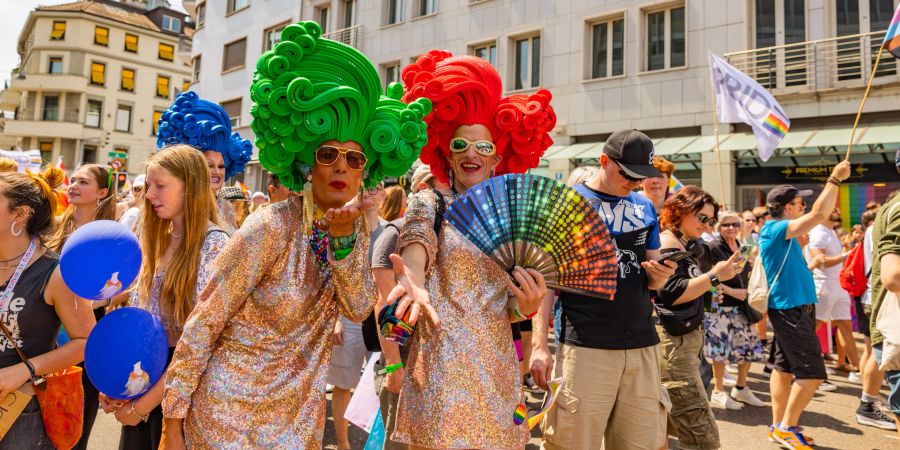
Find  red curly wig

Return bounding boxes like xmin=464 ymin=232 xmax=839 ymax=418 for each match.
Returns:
xmin=401 ymin=50 xmax=557 ymax=184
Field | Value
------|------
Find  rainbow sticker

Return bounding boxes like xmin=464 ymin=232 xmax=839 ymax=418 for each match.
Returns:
xmin=513 ymin=403 xmax=527 ymax=425
xmin=762 ymin=113 xmax=789 ymax=139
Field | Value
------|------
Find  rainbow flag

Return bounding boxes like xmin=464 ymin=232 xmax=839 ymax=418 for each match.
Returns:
xmin=762 ymin=113 xmax=789 ymax=139
xmin=884 ymin=4 xmax=900 ymax=59
xmin=668 ymin=175 xmax=685 ymax=193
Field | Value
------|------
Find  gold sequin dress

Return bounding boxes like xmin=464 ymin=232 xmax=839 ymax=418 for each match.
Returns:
xmin=216 ymin=197 xmax=237 ymax=235
xmin=162 ymin=196 xmax=374 ymax=449
xmin=393 ymin=191 xmax=528 ymax=449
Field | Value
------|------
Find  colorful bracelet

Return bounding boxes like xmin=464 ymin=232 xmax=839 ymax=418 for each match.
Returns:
xmin=384 ymin=362 xmax=404 ymax=374
xmin=513 ymin=305 xmax=537 ymax=321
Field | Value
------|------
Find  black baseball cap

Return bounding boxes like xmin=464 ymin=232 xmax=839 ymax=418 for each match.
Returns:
xmin=602 ymin=129 xmax=661 ymax=179
xmin=766 ymin=185 xmax=813 ymax=207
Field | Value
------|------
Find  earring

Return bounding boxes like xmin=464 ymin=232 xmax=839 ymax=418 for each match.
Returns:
xmin=10 ymin=221 xmax=23 ymax=237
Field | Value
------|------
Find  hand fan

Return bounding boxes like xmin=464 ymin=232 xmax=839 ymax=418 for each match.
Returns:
xmin=445 ymin=173 xmax=617 ymax=299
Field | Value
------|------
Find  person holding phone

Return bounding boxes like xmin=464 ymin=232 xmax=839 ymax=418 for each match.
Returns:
xmin=704 ymin=211 xmax=765 ymax=411
xmin=655 ymin=186 xmax=742 ymax=450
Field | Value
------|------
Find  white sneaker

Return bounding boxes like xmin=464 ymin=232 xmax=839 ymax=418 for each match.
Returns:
xmin=726 ymin=364 xmax=739 ymax=374
xmin=848 ymin=371 xmax=861 ymax=384
xmin=723 ymin=372 xmax=737 ymax=387
xmin=731 ymin=387 xmax=766 ymax=407
xmin=818 ymin=381 xmax=838 ymax=392
xmin=826 ymin=366 xmax=837 ymax=376
xmin=711 ymin=390 xmax=743 ymax=410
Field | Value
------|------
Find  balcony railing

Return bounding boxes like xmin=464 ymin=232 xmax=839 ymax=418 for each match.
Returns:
xmin=322 ymin=25 xmax=362 ymax=50
xmin=724 ymin=30 xmax=900 ymax=95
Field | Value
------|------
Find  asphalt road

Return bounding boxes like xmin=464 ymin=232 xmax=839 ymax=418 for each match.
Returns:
xmin=85 ymin=346 xmax=899 ymax=450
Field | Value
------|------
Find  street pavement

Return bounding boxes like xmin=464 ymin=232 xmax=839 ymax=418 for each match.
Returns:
xmin=86 ymin=348 xmax=899 ymax=450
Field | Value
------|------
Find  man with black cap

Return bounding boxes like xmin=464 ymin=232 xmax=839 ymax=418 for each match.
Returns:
xmin=530 ymin=129 xmax=677 ymax=449
xmin=760 ymin=160 xmax=850 ymax=449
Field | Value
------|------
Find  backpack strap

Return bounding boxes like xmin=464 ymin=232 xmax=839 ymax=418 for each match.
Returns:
xmin=432 ymin=188 xmax=446 ymax=236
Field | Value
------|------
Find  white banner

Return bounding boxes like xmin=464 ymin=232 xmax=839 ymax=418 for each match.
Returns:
xmin=0 ymin=149 xmax=43 ymax=173
xmin=709 ymin=52 xmax=790 ymax=162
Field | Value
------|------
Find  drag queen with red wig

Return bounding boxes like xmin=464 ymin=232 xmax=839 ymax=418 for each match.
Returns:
xmin=385 ymin=50 xmax=556 ymax=449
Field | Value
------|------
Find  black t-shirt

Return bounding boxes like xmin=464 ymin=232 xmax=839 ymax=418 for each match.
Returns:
xmin=559 ymin=184 xmax=661 ymax=350
xmin=708 ymin=236 xmax=751 ymax=307
xmin=1 ymin=252 xmax=62 ymax=369
xmin=655 ymin=245 xmax=708 ymax=333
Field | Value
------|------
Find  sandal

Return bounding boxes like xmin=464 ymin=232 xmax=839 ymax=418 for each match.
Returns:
xmin=834 ymin=363 xmax=858 ymax=373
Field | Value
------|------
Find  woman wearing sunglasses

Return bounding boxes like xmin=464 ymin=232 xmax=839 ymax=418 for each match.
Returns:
xmin=381 ymin=51 xmax=556 ymax=449
xmin=159 ymin=22 xmax=430 ymax=449
xmin=655 ymin=186 xmax=742 ymax=450
xmin=156 ymin=91 xmax=253 ymax=236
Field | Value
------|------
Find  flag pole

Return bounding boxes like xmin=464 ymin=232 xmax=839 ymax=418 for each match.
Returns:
xmin=709 ymin=72 xmax=728 ymax=209
xmin=845 ymin=45 xmax=885 ymax=161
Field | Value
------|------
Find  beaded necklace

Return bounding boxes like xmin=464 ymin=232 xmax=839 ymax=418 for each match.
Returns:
xmin=308 ymin=219 xmax=330 ymax=271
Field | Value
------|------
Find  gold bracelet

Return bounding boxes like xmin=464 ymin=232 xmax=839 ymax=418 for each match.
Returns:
xmin=129 ymin=401 xmax=149 ymax=423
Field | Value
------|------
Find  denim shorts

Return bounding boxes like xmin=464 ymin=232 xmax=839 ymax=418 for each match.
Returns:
xmin=873 ymin=343 xmax=900 ymax=416
xmin=0 ymin=397 xmax=54 ymax=450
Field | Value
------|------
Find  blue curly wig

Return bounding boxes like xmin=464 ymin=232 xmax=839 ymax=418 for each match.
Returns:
xmin=156 ymin=91 xmax=253 ymax=178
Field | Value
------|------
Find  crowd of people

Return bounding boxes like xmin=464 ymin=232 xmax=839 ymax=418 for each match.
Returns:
xmin=2 ymin=19 xmax=900 ymax=450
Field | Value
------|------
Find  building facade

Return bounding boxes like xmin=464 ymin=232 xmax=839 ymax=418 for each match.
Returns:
xmin=182 ymin=0 xmax=302 ymax=191
xmin=0 ymin=0 xmax=193 ymax=177
xmin=189 ymin=0 xmax=900 ymax=218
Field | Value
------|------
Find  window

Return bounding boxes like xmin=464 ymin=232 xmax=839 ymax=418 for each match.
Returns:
xmin=82 ymin=146 xmax=97 ymax=164
xmin=416 ymin=0 xmax=436 ymax=17
xmin=387 ymin=0 xmax=404 ymax=24
xmin=645 ymin=5 xmax=685 ymax=71
xmin=513 ymin=35 xmax=541 ymax=90
xmin=472 ymin=42 xmax=497 ymax=66
xmin=156 ymin=75 xmax=170 ymax=98
xmin=591 ymin=17 xmax=625 ymax=79
xmin=222 ymin=38 xmax=247 ymax=72
xmin=85 ymin=100 xmax=102 ymax=127
xmin=94 ymin=26 xmax=109 ymax=46
xmin=115 ymin=105 xmax=132 ymax=132
xmin=124 ymin=33 xmax=138 ymax=52
xmin=153 ymin=110 xmax=163 ymax=135
xmin=263 ymin=24 xmax=287 ymax=52
xmin=50 ymin=21 xmax=66 ymax=40
xmin=48 ymin=56 xmax=63 ymax=74
xmin=754 ymin=0 xmax=807 ymax=87
xmin=162 ymin=15 xmax=181 ymax=32
xmin=220 ymin=98 xmax=242 ymax=127
xmin=159 ymin=43 xmax=175 ymax=61
xmin=39 ymin=142 xmax=53 ymax=163
xmin=196 ymin=2 xmax=206 ymax=27
xmin=192 ymin=55 xmax=201 ymax=82
xmin=227 ymin=0 xmax=250 ymax=14
xmin=121 ymin=68 xmax=135 ymax=92
xmin=90 ymin=62 xmax=106 ymax=86
xmin=316 ymin=6 xmax=330 ymax=33
xmin=42 ymin=95 xmax=59 ymax=121
xmin=182 ymin=80 xmax=191 ymax=92
xmin=383 ymin=63 xmax=400 ymax=90
xmin=343 ymin=0 xmax=356 ymax=28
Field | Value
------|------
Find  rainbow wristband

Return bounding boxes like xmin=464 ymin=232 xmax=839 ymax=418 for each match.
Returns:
xmin=384 ymin=362 xmax=404 ymax=374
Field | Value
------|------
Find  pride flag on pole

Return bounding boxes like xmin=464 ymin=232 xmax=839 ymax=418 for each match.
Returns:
xmin=883 ymin=4 xmax=900 ymax=59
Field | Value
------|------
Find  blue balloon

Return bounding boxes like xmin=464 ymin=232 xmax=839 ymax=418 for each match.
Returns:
xmin=60 ymin=220 xmax=141 ymax=300
xmin=56 ymin=326 xmax=70 ymax=347
xmin=85 ymin=307 xmax=168 ymax=400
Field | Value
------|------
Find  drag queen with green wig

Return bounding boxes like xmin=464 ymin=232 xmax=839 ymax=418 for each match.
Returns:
xmin=160 ymin=21 xmax=430 ymax=449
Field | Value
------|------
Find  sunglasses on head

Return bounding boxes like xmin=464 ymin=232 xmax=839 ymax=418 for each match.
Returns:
xmin=610 ymin=159 xmax=644 ymax=183
xmin=449 ymin=137 xmax=496 ymax=156
xmin=315 ymin=145 xmax=367 ymax=171
xmin=696 ymin=213 xmax=717 ymax=227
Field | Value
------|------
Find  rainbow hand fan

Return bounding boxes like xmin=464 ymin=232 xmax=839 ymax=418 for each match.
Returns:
xmin=445 ymin=174 xmax=617 ymax=299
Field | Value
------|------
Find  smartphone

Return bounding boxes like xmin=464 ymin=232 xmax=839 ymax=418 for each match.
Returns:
xmin=738 ymin=244 xmax=754 ymax=269
xmin=656 ymin=250 xmax=693 ymax=264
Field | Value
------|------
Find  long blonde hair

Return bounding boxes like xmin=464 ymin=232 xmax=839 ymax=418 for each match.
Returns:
xmin=46 ymin=164 xmax=117 ymax=252
xmin=379 ymin=185 xmax=405 ymax=221
xmin=138 ymin=145 xmax=218 ymax=328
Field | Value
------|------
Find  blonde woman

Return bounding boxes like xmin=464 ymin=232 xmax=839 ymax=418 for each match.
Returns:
xmin=379 ymin=185 xmax=407 ymax=222
xmin=99 ymin=145 xmax=227 ymax=450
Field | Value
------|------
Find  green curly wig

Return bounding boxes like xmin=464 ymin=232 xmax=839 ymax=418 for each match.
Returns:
xmin=249 ymin=21 xmax=431 ymax=190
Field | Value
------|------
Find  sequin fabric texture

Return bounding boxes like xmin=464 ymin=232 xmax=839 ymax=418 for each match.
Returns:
xmin=130 ymin=223 xmax=228 ymax=346
xmin=216 ymin=197 xmax=237 ymax=236
xmin=393 ymin=190 xmax=528 ymax=449
xmin=162 ymin=197 xmax=374 ymax=449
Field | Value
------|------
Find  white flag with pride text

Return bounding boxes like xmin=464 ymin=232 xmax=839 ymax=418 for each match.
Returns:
xmin=708 ymin=52 xmax=790 ymax=162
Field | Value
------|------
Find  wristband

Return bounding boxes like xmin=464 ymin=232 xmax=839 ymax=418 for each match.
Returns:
xmin=130 ymin=401 xmax=150 ymax=423
xmin=384 ymin=362 xmax=404 ymax=374
xmin=24 ymin=360 xmax=45 ymax=388
xmin=826 ymin=176 xmax=841 ymax=186
xmin=513 ymin=305 xmax=537 ymax=321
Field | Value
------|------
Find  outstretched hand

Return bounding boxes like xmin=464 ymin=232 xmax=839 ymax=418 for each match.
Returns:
xmin=385 ymin=254 xmax=441 ymax=329
xmin=325 ymin=195 xmax=374 ymax=237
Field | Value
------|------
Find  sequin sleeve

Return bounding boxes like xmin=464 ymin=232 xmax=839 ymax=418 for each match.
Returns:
xmin=397 ymin=190 xmax=440 ymax=275
xmin=195 ymin=227 xmax=229 ymax=300
xmin=330 ymin=217 xmax=375 ymax=323
xmin=162 ymin=206 xmax=288 ymax=419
